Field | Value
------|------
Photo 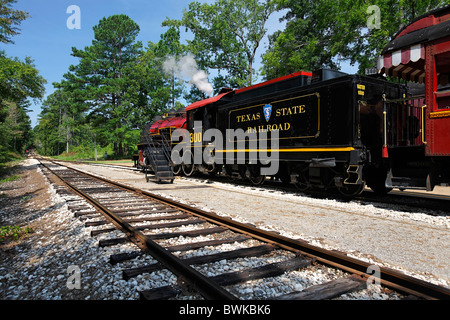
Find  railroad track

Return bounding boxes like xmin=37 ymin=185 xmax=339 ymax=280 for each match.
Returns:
xmin=37 ymin=158 xmax=450 ymax=300
xmin=58 ymin=158 xmax=450 ymax=213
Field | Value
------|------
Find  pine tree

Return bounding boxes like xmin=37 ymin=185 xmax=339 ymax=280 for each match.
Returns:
xmin=63 ymin=14 xmax=142 ymax=157
xmin=0 ymin=0 xmax=29 ymax=44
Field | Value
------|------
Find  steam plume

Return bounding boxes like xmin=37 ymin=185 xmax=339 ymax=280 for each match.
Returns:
xmin=163 ymin=54 xmax=214 ymax=97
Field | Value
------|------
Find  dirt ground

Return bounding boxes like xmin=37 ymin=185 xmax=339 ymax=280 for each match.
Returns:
xmin=0 ymin=160 xmax=59 ymax=286
xmin=0 ymin=160 xmax=137 ymax=300
xmin=0 ymin=160 xmax=55 ymax=239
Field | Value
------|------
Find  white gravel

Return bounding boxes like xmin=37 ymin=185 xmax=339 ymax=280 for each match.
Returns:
xmin=0 ymin=159 xmax=448 ymax=300
xmin=65 ymin=162 xmax=450 ymax=286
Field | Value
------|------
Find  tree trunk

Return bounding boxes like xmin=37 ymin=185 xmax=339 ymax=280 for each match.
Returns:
xmin=66 ymin=125 xmax=69 ymax=154
xmin=94 ymin=139 xmax=98 ymax=161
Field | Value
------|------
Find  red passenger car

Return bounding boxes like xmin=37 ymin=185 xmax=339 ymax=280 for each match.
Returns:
xmin=377 ymin=5 xmax=450 ymax=190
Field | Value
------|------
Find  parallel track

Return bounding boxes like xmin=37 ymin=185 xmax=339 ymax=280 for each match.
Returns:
xmin=37 ymin=158 xmax=450 ymax=300
xmin=56 ymin=159 xmax=450 ymax=212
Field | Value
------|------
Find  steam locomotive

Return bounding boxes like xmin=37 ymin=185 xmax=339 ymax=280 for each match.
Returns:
xmin=137 ymin=5 xmax=450 ymax=197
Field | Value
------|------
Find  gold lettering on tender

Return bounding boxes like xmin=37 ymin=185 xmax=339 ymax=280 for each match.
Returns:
xmin=236 ymin=112 xmax=261 ymax=123
xmin=246 ymin=122 xmax=291 ymax=133
xmin=275 ymin=105 xmax=306 ymax=117
xmin=237 ymin=105 xmax=306 ymax=123
xmin=284 ymin=122 xmax=291 ymax=130
xmin=237 ymin=103 xmax=307 ymax=124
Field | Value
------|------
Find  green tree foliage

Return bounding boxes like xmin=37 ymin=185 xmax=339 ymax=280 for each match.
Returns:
xmin=2 ymin=101 xmax=32 ymax=152
xmin=34 ymin=1 xmax=450 ymax=160
xmin=153 ymin=26 xmax=187 ymax=109
xmin=60 ymin=14 xmax=143 ymax=157
xmin=34 ymin=91 xmax=64 ymax=156
xmin=0 ymin=51 xmax=45 ymax=103
xmin=261 ymin=0 xmax=449 ymax=80
xmin=35 ymin=15 xmax=183 ymax=158
xmin=0 ymin=14 xmax=45 ymax=160
xmin=165 ymin=0 xmax=276 ymax=87
xmin=34 ymin=89 xmax=78 ymax=156
xmin=129 ymin=40 xmax=173 ymax=125
xmin=0 ymin=0 xmax=29 ymax=44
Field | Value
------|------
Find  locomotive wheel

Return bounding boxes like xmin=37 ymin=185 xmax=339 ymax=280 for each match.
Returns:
xmin=172 ymin=164 xmax=182 ymax=175
xmin=182 ymin=163 xmax=195 ymax=176
xmin=206 ymin=163 xmax=216 ymax=173
xmin=293 ymin=180 xmax=309 ymax=191
xmin=337 ymin=182 xmax=365 ymax=197
xmin=245 ymin=164 xmax=266 ymax=186
xmin=206 ymin=163 xmax=217 ymax=177
xmin=249 ymin=175 xmax=266 ymax=186
xmin=293 ymin=168 xmax=310 ymax=191
xmin=171 ymin=150 xmax=182 ymax=175
xmin=182 ymin=150 xmax=196 ymax=176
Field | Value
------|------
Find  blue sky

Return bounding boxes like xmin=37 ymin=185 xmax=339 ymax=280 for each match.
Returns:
xmin=4 ymin=0 xmax=357 ymax=128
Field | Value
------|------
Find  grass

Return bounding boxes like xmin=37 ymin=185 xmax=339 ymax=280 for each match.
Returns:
xmin=0 ymin=225 xmax=33 ymax=242
xmin=50 ymin=144 xmax=133 ymax=162
xmin=54 ymin=153 xmax=133 ymax=162
xmin=0 ymin=156 xmax=23 ymax=184
xmin=53 ymin=152 xmax=134 ymax=164
xmin=52 ymin=152 xmax=85 ymax=161
xmin=0 ymin=174 xmax=20 ymax=183
xmin=20 ymin=195 xmax=32 ymax=202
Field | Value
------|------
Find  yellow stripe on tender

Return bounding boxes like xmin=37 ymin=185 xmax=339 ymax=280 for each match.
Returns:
xmin=215 ymin=147 xmax=355 ymax=153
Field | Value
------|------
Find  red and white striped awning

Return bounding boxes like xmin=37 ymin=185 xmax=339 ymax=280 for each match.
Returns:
xmin=377 ymin=44 xmax=426 ymax=83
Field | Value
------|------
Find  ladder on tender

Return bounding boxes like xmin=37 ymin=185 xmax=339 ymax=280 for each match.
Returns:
xmin=142 ymin=132 xmax=174 ymax=183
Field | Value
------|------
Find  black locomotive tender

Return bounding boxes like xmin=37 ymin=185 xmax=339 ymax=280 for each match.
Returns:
xmin=139 ymin=69 xmax=412 ymax=196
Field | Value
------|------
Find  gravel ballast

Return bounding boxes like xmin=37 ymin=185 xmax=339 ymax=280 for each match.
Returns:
xmin=66 ymin=161 xmax=450 ymax=285
xmin=0 ymin=159 xmax=448 ymax=300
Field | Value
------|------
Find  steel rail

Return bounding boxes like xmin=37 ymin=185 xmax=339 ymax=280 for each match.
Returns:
xmin=39 ymin=160 xmax=237 ymax=300
xmin=53 ymin=158 xmax=450 ymax=208
xmin=42 ymin=159 xmax=450 ymax=300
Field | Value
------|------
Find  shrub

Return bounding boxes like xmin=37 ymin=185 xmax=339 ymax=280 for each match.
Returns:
xmin=0 ymin=225 xmax=33 ymax=242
